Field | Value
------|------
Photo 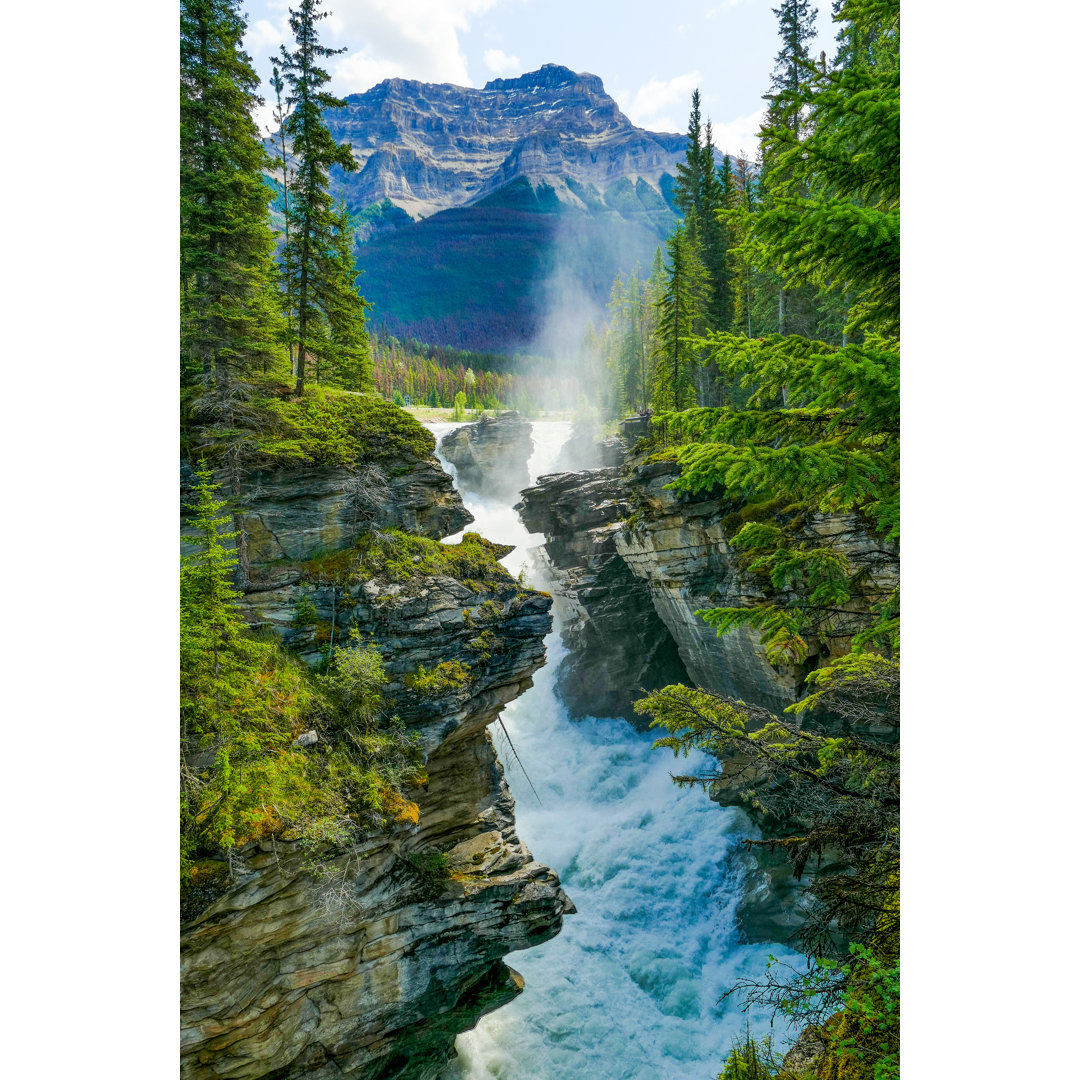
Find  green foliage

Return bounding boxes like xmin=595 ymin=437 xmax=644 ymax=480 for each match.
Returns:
xmin=349 ymin=529 xmax=513 ymax=591
xmin=450 ymin=390 xmax=468 ymax=421
xmin=180 ymin=0 xmax=286 ymax=387
xmin=180 ymin=469 xmax=425 ymax=889
xmin=655 ymin=0 xmax=901 ymax=660
xmin=637 ymin=656 xmax=898 ymax=972
xmin=716 ymin=1025 xmax=789 ymax=1079
xmin=276 ymin=0 xmax=360 ymax=395
xmin=403 ymin=660 xmax=472 ymax=696
xmin=250 ymin=387 xmax=435 ymax=466
xmin=816 ymin=946 xmax=899 ymax=1080
xmin=652 ymin=223 xmax=711 ymax=411
xmin=323 ymin=630 xmax=388 ymax=735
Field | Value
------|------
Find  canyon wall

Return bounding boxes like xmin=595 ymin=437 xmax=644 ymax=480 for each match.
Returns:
xmin=181 ymin=438 xmax=573 ymax=1080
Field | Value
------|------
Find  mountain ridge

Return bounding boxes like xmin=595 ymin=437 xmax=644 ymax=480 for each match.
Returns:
xmin=323 ymin=63 xmax=687 ymax=222
xmin=281 ymin=64 xmax=703 ymax=352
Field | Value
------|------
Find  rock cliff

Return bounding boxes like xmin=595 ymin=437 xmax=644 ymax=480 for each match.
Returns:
xmin=518 ymin=446 xmax=897 ymax=717
xmin=515 ymin=431 xmax=897 ymax=944
xmin=181 ymin=432 xmax=573 ymax=1079
xmin=516 ymin=468 xmax=688 ymax=723
xmin=437 ymin=412 xmax=533 ymax=501
xmin=320 ymin=65 xmax=687 ymax=223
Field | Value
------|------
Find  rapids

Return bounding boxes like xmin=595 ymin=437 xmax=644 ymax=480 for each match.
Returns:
xmin=428 ymin=420 xmax=802 ymax=1079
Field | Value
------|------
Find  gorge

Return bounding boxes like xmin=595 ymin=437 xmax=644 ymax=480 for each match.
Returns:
xmin=180 ymin=410 xmax=812 ymax=1080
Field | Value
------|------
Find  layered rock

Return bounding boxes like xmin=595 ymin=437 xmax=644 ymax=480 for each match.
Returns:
xmin=516 ymin=438 xmax=896 ymax=945
xmin=181 ymin=577 xmax=573 ymax=1079
xmin=516 ymin=469 xmax=688 ymax=723
xmin=438 ymin=412 xmax=533 ymax=501
xmin=318 ymin=65 xmax=687 ymax=222
xmin=520 ymin=451 xmax=897 ymax=717
xmin=181 ymin=445 xmax=573 ymax=1079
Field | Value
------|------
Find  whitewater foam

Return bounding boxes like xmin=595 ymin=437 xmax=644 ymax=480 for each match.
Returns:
xmin=425 ymin=419 xmax=802 ymax=1079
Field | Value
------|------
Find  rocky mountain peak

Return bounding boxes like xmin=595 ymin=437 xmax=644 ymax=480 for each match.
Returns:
xmin=483 ymin=63 xmax=606 ymax=97
xmin=325 ymin=63 xmax=684 ymax=221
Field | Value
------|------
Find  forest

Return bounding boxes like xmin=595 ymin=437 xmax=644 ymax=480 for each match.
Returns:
xmin=180 ymin=0 xmax=899 ymax=1076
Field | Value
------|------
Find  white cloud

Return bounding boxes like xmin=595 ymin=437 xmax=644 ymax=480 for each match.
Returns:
xmin=483 ymin=48 xmax=521 ymax=77
xmin=707 ymin=107 xmax=766 ymax=158
xmin=622 ymin=71 xmax=702 ymax=133
xmin=325 ymin=0 xmax=502 ymax=92
xmin=706 ymin=0 xmax=747 ymax=16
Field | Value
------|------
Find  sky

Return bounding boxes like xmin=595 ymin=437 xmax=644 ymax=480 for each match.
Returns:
xmin=241 ymin=0 xmax=829 ymax=158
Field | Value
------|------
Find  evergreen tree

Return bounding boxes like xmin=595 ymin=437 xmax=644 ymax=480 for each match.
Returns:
xmin=268 ymin=64 xmax=296 ymax=373
xmin=671 ymin=0 xmax=900 ymax=662
xmin=318 ymin=200 xmax=374 ymax=390
xmin=606 ymin=268 xmax=649 ymax=414
xmin=766 ymin=0 xmax=819 ymax=137
xmin=180 ymin=0 xmax=284 ymax=387
xmin=651 ymin=224 xmax=710 ymax=412
xmin=760 ymin=0 xmax=824 ymax=341
xmin=278 ymin=0 xmax=359 ymax=395
xmin=672 ymin=93 xmax=734 ymax=402
xmin=672 ymin=89 xmax=705 ymax=222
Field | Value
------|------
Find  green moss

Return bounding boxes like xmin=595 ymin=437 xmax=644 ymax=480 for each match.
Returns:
xmin=404 ymin=660 xmax=472 ymax=696
xmin=248 ymin=387 xmax=435 ymax=468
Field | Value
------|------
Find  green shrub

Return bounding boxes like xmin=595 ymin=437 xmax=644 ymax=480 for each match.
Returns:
xmin=405 ymin=850 xmax=451 ymax=900
xmin=404 ymin=660 xmax=471 ymax=696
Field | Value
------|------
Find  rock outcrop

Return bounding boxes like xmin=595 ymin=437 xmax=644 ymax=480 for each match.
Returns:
xmin=516 ymin=469 xmax=688 ymax=723
xmin=516 ymin=433 xmax=897 ymax=945
xmin=181 ymin=441 xmax=573 ymax=1079
xmin=438 ymin=412 xmax=533 ymax=501
xmin=519 ymin=449 xmax=897 ymax=717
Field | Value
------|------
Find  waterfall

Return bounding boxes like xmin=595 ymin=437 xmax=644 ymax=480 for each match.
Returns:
xmin=428 ymin=420 xmax=802 ymax=1079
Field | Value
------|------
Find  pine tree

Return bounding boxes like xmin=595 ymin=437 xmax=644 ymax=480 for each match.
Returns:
xmin=761 ymin=1 xmax=823 ymax=340
xmin=180 ymin=0 xmax=284 ymax=387
xmin=672 ymin=89 xmax=705 ymax=223
xmin=268 ymin=64 xmax=296 ymax=373
xmin=667 ymin=0 xmax=900 ymax=660
xmin=278 ymin=0 xmax=359 ymax=396
xmin=766 ymin=0 xmax=819 ymax=137
xmin=318 ymin=199 xmax=374 ymax=390
xmin=672 ymin=93 xmax=733 ymax=403
xmin=652 ymin=224 xmax=710 ymax=412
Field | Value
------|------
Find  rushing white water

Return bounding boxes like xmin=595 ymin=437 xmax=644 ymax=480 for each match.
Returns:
xmin=426 ymin=419 xmax=803 ymax=1080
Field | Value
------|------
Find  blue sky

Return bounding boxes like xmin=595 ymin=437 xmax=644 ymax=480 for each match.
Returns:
xmin=241 ymin=0 xmax=830 ymax=158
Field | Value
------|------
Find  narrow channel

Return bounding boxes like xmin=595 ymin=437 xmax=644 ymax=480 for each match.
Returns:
xmin=429 ymin=420 xmax=802 ymax=1080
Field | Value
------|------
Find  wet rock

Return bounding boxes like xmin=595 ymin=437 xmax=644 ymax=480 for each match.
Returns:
xmin=517 ymin=469 xmax=689 ymax=724
xmin=439 ymin=412 xmax=533 ymax=500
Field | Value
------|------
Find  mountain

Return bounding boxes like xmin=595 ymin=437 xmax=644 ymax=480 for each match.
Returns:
xmin=311 ymin=65 xmax=693 ymax=353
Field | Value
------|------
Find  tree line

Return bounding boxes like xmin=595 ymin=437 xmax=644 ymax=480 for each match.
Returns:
xmin=587 ymin=1 xmax=862 ymax=419
xmin=371 ymin=334 xmax=583 ymax=414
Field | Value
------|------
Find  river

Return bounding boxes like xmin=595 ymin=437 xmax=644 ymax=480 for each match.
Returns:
xmin=428 ymin=420 xmax=802 ymax=1080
